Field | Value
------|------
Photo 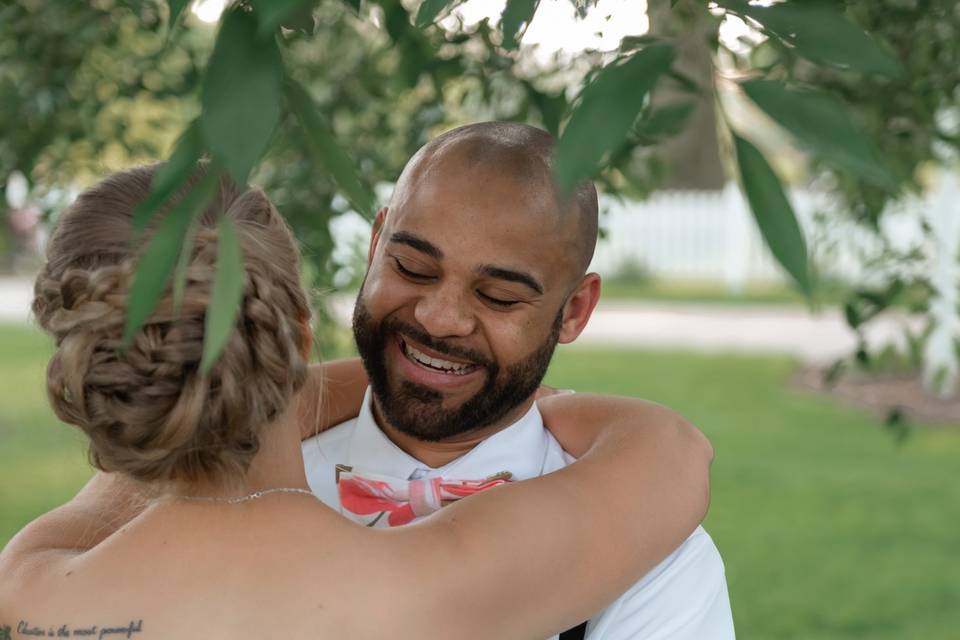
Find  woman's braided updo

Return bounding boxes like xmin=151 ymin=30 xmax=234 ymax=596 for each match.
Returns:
xmin=32 ymin=163 xmax=310 ymax=485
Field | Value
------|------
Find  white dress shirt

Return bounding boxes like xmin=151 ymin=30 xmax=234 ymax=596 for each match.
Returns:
xmin=303 ymin=388 xmax=735 ymax=639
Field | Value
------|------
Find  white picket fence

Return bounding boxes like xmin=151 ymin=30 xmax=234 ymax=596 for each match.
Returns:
xmin=590 ymin=181 xmax=891 ymax=288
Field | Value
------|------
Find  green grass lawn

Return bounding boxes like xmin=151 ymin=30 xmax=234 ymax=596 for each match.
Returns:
xmin=546 ymin=345 xmax=960 ymax=640
xmin=1 ymin=323 xmax=958 ymax=639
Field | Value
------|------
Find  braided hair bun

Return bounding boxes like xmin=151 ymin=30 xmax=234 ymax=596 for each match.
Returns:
xmin=32 ymin=164 xmax=310 ymax=484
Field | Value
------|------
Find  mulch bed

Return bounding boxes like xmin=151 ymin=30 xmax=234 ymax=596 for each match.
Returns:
xmin=794 ymin=367 xmax=960 ymax=426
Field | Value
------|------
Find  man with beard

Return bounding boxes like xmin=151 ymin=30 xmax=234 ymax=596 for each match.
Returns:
xmin=302 ymin=122 xmax=734 ymax=639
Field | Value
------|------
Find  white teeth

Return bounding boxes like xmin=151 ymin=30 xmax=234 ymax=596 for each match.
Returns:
xmin=404 ymin=343 xmax=471 ymax=374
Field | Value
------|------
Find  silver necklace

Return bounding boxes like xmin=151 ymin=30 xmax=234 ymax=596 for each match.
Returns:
xmin=178 ymin=487 xmax=317 ymax=505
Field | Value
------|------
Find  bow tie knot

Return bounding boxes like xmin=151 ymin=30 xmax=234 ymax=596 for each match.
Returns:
xmin=336 ymin=465 xmax=512 ymax=527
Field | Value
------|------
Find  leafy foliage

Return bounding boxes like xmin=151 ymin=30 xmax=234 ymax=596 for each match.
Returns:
xmin=3 ymin=0 xmax=954 ymax=374
xmin=554 ymin=44 xmax=675 ymax=196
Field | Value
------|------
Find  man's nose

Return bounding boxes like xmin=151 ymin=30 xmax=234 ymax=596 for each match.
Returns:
xmin=413 ymin=284 xmax=476 ymax=338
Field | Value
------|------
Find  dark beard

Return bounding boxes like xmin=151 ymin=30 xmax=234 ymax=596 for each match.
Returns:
xmin=352 ymin=293 xmax=562 ymax=442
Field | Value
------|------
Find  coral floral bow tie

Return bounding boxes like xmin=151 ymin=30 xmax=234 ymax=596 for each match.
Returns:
xmin=336 ymin=464 xmax=513 ymax=527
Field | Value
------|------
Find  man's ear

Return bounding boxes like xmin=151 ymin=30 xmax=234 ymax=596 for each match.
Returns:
xmin=368 ymin=207 xmax=388 ymax=265
xmin=558 ymin=273 xmax=601 ymax=344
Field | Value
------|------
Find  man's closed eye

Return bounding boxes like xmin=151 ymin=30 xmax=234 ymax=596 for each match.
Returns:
xmin=394 ymin=258 xmax=434 ymax=281
xmin=478 ymin=291 xmax=521 ymax=308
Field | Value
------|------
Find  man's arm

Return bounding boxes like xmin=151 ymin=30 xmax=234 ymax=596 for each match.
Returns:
xmin=297 ymin=360 xmax=368 ymax=440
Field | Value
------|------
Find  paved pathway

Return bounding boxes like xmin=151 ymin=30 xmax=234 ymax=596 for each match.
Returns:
xmin=3 ymin=277 xmax=918 ymax=365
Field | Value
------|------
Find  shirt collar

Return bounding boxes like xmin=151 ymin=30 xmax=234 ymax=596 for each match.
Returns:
xmin=345 ymin=387 xmax=551 ymax=481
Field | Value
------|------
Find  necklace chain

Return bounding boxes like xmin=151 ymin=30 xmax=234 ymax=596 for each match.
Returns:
xmin=178 ymin=487 xmax=317 ymax=505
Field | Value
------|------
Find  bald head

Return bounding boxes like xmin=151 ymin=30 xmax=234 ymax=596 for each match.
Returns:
xmin=392 ymin=122 xmax=599 ymax=275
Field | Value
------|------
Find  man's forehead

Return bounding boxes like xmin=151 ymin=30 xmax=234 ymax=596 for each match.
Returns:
xmin=385 ymin=135 xmax=592 ymax=281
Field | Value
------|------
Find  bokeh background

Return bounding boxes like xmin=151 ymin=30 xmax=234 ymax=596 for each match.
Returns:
xmin=1 ymin=1 xmax=958 ymax=638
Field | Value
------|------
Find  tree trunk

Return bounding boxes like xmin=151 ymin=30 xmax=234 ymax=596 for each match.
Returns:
xmin=647 ymin=0 xmax=726 ymax=191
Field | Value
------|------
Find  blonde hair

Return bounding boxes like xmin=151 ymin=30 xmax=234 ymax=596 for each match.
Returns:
xmin=32 ymin=163 xmax=310 ymax=485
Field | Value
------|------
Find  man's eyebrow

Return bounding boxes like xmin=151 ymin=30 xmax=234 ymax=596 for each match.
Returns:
xmin=478 ymin=265 xmax=544 ymax=296
xmin=389 ymin=231 xmax=443 ymax=260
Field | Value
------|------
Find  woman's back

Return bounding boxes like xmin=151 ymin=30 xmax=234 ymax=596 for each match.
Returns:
xmin=3 ymin=496 xmax=455 ymax=639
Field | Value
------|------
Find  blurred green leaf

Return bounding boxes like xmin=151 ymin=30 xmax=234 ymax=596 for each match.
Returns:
xmin=855 ymin=343 xmax=870 ymax=366
xmin=634 ymin=101 xmax=695 ymax=141
xmin=554 ymin=44 xmax=674 ymax=195
xmin=415 ymin=0 xmax=459 ymax=28
xmin=133 ymin=119 xmax=205 ymax=230
xmin=843 ymin=281 xmax=903 ymax=330
xmin=123 ymin=170 xmax=221 ymax=348
xmin=172 ymin=212 xmax=201 ymax=315
xmin=201 ymin=7 xmax=283 ymax=186
xmin=734 ymin=134 xmax=811 ymax=296
xmin=342 ymin=0 xmax=362 ymax=13
xmin=717 ymin=0 xmax=901 ymax=77
xmin=167 ymin=0 xmax=191 ymax=30
xmin=742 ymin=80 xmax=897 ymax=191
xmin=524 ymin=83 xmax=566 ymax=137
xmin=201 ymin=216 xmax=245 ymax=374
xmin=844 ymin=299 xmax=863 ymax=330
xmin=501 ymin=0 xmax=539 ymax=50
xmin=884 ymin=407 xmax=911 ymax=445
xmin=164 ymin=0 xmax=191 ymax=48
xmin=285 ymin=79 xmax=377 ymax=218
xmin=823 ymin=359 xmax=845 ymax=387
xmin=250 ymin=0 xmax=316 ymax=37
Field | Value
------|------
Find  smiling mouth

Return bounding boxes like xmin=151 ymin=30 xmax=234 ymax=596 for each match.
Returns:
xmin=399 ymin=337 xmax=480 ymax=376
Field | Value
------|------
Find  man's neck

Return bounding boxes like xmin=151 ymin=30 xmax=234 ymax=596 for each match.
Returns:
xmin=372 ymin=397 xmax=536 ymax=469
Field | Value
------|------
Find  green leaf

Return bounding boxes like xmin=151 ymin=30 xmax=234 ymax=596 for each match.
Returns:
xmin=343 ymin=0 xmax=362 ymax=14
xmin=741 ymin=80 xmax=897 ymax=191
xmin=123 ymin=170 xmax=221 ymax=347
xmin=285 ymin=79 xmax=377 ymax=218
xmin=250 ymin=0 xmax=315 ymax=38
xmin=734 ymin=134 xmax=811 ymax=296
xmin=844 ymin=299 xmax=863 ymax=330
xmin=172 ymin=212 xmax=201 ymax=315
xmin=165 ymin=0 xmax=192 ymax=47
xmin=167 ymin=0 xmax=191 ymax=30
xmin=133 ymin=119 xmax=205 ymax=230
xmin=716 ymin=0 xmax=901 ymax=77
xmin=524 ymin=82 xmax=566 ymax=137
xmin=634 ymin=101 xmax=695 ymax=141
xmin=201 ymin=216 xmax=245 ymax=374
xmin=201 ymin=7 xmax=283 ymax=186
xmin=554 ymin=44 xmax=674 ymax=195
xmin=415 ymin=0 xmax=458 ymax=28
xmin=501 ymin=0 xmax=539 ymax=50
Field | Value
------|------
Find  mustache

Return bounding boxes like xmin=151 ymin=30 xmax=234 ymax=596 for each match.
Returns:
xmin=384 ymin=318 xmax=493 ymax=369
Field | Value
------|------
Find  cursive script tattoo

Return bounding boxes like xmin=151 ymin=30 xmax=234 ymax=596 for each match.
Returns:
xmin=13 ymin=620 xmax=143 ymax=639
